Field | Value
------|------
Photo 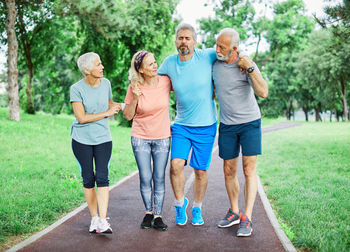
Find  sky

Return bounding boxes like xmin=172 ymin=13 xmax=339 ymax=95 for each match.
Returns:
xmin=0 ymin=0 xmax=341 ymax=72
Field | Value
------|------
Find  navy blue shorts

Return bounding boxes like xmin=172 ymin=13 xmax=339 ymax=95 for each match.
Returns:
xmin=171 ymin=123 xmax=217 ymax=170
xmin=218 ymin=119 xmax=261 ymax=159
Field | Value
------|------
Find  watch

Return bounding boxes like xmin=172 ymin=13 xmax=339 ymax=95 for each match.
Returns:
xmin=247 ymin=66 xmax=255 ymax=73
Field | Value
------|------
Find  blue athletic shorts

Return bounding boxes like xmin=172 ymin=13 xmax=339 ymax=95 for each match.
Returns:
xmin=218 ymin=119 xmax=261 ymax=159
xmin=170 ymin=123 xmax=217 ymax=170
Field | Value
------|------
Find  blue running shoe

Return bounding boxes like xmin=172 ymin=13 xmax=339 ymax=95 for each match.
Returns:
xmin=192 ymin=207 xmax=204 ymax=226
xmin=175 ymin=197 xmax=188 ymax=225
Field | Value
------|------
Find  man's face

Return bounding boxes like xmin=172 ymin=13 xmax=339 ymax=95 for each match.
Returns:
xmin=175 ymin=29 xmax=197 ymax=56
xmin=216 ymin=34 xmax=234 ymax=61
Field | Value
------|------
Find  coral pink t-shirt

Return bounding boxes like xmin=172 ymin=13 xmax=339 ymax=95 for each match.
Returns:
xmin=124 ymin=75 xmax=171 ymax=139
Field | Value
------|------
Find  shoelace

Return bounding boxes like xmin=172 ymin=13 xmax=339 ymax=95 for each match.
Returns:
xmin=239 ymin=219 xmax=250 ymax=228
xmin=175 ymin=206 xmax=183 ymax=217
xmin=225 ymin=209 xmax=234 ymax=220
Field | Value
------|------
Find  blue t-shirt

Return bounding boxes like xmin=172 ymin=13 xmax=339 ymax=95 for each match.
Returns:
xmin=70 ymin=78 xmax=113 ymax=145
xmin=158 ymin=48 xmax=217 ymax=126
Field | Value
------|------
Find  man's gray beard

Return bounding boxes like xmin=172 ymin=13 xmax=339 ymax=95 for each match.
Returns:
xmin=216 ymin=50 xmax=232 ymax=61
xmin=178 ymin=48 xmax=191 ymax=55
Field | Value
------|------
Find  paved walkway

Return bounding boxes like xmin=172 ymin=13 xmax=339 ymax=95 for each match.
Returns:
xmin=10 ymin=122 xmax=301 ymax=252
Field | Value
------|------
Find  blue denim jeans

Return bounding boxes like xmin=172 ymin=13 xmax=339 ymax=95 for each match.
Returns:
xmin=131 ymin=137 xmax=170 ymax=216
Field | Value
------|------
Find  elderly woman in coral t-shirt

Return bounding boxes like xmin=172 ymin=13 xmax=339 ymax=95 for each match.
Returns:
xmin=123 ymin=50 xmax=171 ymax=231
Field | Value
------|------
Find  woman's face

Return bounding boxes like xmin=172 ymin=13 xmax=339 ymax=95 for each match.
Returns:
xmin=86 ymin=58 xmax=104 ymax=78
xmin=139 ymin=54 xmax=157 ymax=78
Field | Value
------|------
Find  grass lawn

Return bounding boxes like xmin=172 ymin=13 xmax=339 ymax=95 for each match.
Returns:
xmin=0 ymin=108 xmax=137 ymax=250
xmin=259 ymin=122 xmax=350 ymax=252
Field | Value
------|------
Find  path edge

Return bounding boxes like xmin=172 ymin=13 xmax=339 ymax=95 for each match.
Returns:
xmin=258 ymin=122 xmax=298 ymax=252
xmin=6 ymin=171 xmax=139 ymax=252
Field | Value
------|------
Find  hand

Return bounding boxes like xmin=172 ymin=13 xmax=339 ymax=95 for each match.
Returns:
xmin=106 ymin=103 xmax=121 ymax=117
xmin=237 ymin=55 xmax=254 ymax=70
xmin=131 ymin=82 xmax=142 ymax=99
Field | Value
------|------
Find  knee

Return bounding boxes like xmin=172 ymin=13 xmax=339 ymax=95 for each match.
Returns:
xmin=170 ymin=159 xmax=185 ymax=176
xmin=223 ymin=165 xmax=237 ymax=178
xmin=243 ymin=164 xmax=256 ymax=178
xmin=194 ymin=170 xmax=207 ymax=181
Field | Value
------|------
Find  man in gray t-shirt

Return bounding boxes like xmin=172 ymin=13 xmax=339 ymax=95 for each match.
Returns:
xmin=213 ymin=28 xmax=268 ymax=237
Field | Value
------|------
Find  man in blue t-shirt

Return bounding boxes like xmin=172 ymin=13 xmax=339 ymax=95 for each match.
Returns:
xmin=158 ymin=23 xmax=217 ymax=226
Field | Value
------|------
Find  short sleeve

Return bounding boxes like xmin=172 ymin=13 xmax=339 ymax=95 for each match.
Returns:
xmin=108 ymin=80 xmax=113 ymax=100
xmin=124 ymin=85 xmax=133 ymax=104
xmin=158 ymin=56 xmax=169 ymax=75
xmin=206 ymin=48 xmax=217 ymax=64
xmin=70 ymin=85 xmax=82 ymax=103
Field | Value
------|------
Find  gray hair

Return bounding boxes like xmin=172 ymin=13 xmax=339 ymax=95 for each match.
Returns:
xmin=175 ymin=23 xmax=197 ymax=41
xmin=77 ymin=52 xmax=100 ymax=76
xmin=217 ymin=28 xmax=240 ymax=49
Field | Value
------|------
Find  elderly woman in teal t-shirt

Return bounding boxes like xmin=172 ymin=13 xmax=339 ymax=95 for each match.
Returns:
xmin=70 ymin=52 xmax=121 ymax=234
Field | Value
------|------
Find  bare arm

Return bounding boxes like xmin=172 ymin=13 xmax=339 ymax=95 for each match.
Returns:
xmin=123 ymin=82 xmax=142 ymax=121
xmin=238 ymin=56 xmax=268 ymax=98
xmin=72 ymin=99 xmax=121 ymax=124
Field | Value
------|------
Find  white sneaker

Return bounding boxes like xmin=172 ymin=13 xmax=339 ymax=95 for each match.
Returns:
xmin=89 ymin=216 xmax=99 ymax=233
xmin=96 ymin=218 xmax=113 ymax=234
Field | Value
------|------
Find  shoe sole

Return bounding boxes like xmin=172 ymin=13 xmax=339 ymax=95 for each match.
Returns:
xmin=89 ymin=230 xmax=97 ymax=233
xmin=96 ymin=229 xmax=113 ymax=234
xmin=218 ymin=219 xmax=240 ymax=228
xmin=153 ymin=226 xmax=168 ymax=231
xmin=140 ymin=226 xmax=152 ymax=229
xmin=237 ymin=228 xmax=253 ymax=237
xmin=192 ymin=221 xmax=204 ymax=226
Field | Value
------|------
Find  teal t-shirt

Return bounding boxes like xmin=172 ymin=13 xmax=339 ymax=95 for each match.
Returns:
xmin=70 ymin=78 xmax=113 ymax=145
xmin=158 ymin=49 xmax=217 ymax=126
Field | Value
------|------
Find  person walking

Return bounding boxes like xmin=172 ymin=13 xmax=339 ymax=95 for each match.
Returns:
xmin=123 ymin=50 xmax=171 ymax=231
xmin=213 ymin=28 xmax=268 ymax=237
xmin=70 ymin=52 xmax=121 ymax=234
xmin=158 ymin=23 xmax=217 ymax=226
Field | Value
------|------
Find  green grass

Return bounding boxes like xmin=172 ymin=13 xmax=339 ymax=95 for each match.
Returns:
xmin=0 ymin=108 xmax=137 ymax=249
xmin=261 ymin=117 xmax=286 ymax=127
xmin=259 ymin=123 xmax=350 ymax=252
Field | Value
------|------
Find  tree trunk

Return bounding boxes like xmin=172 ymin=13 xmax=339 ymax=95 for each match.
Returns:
xmin=302 ymin=106 xmax=309 ymax=121
xmin=25 ymin=59 xmax=35 ymax=114
xmin=5 ymin=0 xmax=20 ymax=121
xmin=315 ymin=102 xmax=322 ymax=122
xmin=341 ymin=79 xmax=348 ymax=121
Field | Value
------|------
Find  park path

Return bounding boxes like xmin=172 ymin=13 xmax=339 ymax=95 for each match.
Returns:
xmin=12 ymin=121 xmax=301 ymax=252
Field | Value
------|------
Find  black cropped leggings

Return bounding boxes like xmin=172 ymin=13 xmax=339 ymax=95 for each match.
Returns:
xmin=72 ymin=139 xmax=112 ymax=188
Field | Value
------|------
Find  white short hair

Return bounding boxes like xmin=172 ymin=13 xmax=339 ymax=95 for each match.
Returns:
xmin=217 ymin=28 xmax=240 ymax=49
xmin=175 ymin=23 xmax=197 ymax=41
xmin=77 ymin=52 xmax=100 ymax=76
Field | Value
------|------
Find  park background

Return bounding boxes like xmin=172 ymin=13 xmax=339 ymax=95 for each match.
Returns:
xmin=0 ymin=0 xmax=349 ymax=251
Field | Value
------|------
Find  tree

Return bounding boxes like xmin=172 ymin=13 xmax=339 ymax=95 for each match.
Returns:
xmin=2 ymin=0 xmax=20 ymax=121
xmin=199 ymin=0 xmax=255 ymax=48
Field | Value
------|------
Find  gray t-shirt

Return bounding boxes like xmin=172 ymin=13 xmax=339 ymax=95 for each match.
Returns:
xmin=213 ymin=59 xmax=261 ymax=125
xmin=70 ymin=78 xmax=113 ymax=145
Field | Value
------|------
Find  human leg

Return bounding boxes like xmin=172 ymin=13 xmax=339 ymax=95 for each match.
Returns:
xmin=131 ymin=137 xmax=153 ymax=214
xmin=94 ymin=141 xmax=113 ymax=234
xmin=94 ymin=141 xmax=112 ymax=219
xmin=242 ymin=155 xmax=258 ymax=220
xmin=151 ymin=137 xmax=170 ymax=217
xmin=72 ymin=139 xmax=97 ymax=218
xmin=224 ymin=158 xmax=240 ymax=214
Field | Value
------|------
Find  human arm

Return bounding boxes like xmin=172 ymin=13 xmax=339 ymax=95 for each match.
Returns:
xmin=72 ymin=99 xmax=120 ymax=124
xmin=237 ymin=56 xmax=268 ymax=98
xmin=123 ymin=82 xmax=142 ymax=121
